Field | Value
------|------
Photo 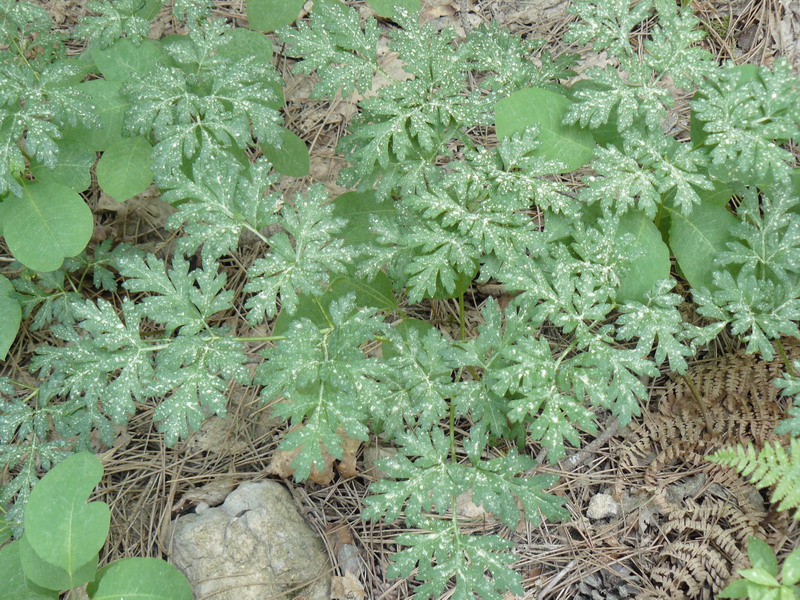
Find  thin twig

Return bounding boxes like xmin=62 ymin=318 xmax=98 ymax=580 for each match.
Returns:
xmin=562 ymin=418 xmax=623 ymax=471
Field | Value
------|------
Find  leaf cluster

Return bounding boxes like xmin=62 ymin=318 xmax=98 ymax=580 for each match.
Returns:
xmin=708 ymin=439 xmax=800 ymax=519
xmin=2 ymin=0 xmax=800 ymax=598
xmin=718 ymin=537 xmax=800 ymax=599
xmin=0 ymin=452 xmax=193 ymax=599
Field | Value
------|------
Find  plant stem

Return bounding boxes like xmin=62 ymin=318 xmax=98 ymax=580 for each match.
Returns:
xmin=458 ymin=292 xmax=466 ymax=342
xmin=680 ymin=373 xmax=714 ymax=434
xmin=449 ymin=401 xmax=456 ymax=464
xmin=775 ymin=338 xmax=798 ymax=377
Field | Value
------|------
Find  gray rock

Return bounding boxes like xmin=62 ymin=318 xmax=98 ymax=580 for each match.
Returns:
xmin=168 ymin=481 xmax=331 ymax=600
xmin=587 ymin=493 xmax=621 ymax=520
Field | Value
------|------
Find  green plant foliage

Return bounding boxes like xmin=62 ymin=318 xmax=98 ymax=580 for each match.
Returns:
xmin=614 ymin=209 xmax=671 ymax=303
xmin=0 ymin=541 xmax=56 ymax=600
xmin=495 ymin=87 xmax=596 ymax=172
xmin=693 ymin=185 xmax=800 ymax=360
xmin=579 ymin=129 xmax=713 ymax=218
xmin=23 ymin=452 xmax=107 ymax=584
xmin=667 ymin=198 xmax=738 ymax=290
xmin=272 ymin=272 xmax=398 ymax=336
xmin=160 ymin=156 xmax=282 ymax=262
xmin=0 ymin=452 xmax=192 ymax=599
xmin=121 ymin=18 xmax=285 ymax=181
xmin=565 ymin=0 xmax=715 ymax=132
xmin=363 ymin=428 xmax=565 ymax=599
xmin=366 ymin=0 xmax=421 ymax=19
xmin=0 ymin=1 xmax=66 ymax=68
xmin=244 ymin=184 xmax=357 ymax=320
xmin=77 ymin=0 xmax=155 ymax=49
xmin=0 ymin=275 xmax=21 ymax=360
xmin=0 ymin=181 xmax=93 ymax=272
xmin=90 ymin=38 xmax=168 ymax=82
xmin=708 ymin=438 xmax=800 ymax=519
xmin=775 ymin=362 xmax=800 ymax=437
xmin=29 ymin=138 xmax=95 ymax=193
xmin=255 ymin=294 xmax=389 ymax=480
xmin=260 ymin=128 xmax=310 ymax=177
xmin=0 ymin=0 xmax=87 ymax=190
xmin=95 ymin=136 xmax=154 ymax=201
xmin=3 ymin=0 xmax=800 ymax=597
xmin=216 ymin=27 xmax=273 ymax=63
xmin=718 ymin=537 xmax=800 ymax=599
xmin=31 ymin=254 xmax=249 ymax=447
xmin=280 ymin=0 xmax=380 ymax=99
xmin=59 ymin=80 xmax=129 ymax=152
xmin=247 ymin=0 xmax=305 ymax=32
xmin=691 ymin=59 xmax=800 ymax=186
xmin=87 ymin=557 xmax=194 ymax=599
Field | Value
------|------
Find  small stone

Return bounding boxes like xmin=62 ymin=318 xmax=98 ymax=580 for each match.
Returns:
xmin=587 ymin=493 xmax=621 ymax=520
xmin=168 ymin=481 xmax=331 ymax=600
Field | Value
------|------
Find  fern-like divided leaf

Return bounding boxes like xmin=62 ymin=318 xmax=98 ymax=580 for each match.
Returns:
xmin=279 ymin=0 xmax=380 ymax=98
xmin=377 ymin=326 xmax=458 ymax=438
xmin=691 ymin=184 xmax=800 ymax=360
xmin=691 ymin=59 xmax=800 ymax=186
xmin=76 ymin=0 xmax=153 ymax=48
xmin=0 ymin=59 xmax=97 ymax=196
xmin=0 ymin=379 xmax=73 ymax=534
xmin=123 ymin=18 xmax=283 ymax=181
xmin=254 ymin=295 xmax=389 ymax=481
xmin=362 ymin=427 xmax=566 ymax=599
xmin=283 ymin=5 xmax=488 ymax=199
xmin=390 ymin=518 xmax=522 ymax=600
xmin=579 ymin=130 xmax=713 ymax=219
xmin=565 ymin=0 xmax=714 ymax=133
xmin=244 ymin=184 xmax=357 ymax=321
xmin=161 ymin=157 xmax=281 ymax=263
xmin=30 ymin=251 xmax=250 ymax=448
xmin=708 ymin=439 xmax=800 ymax=519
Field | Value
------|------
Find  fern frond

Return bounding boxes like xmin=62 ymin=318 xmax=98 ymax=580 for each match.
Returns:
xmin=708 ymin=439 xmax=800 ymax=518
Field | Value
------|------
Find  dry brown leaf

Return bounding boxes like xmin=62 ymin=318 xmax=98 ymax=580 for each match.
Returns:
xmin=330 ymin=571 xmax=366 ymax=600
xmin=327 ymin=523 xmax=364 ymax=576
xmin=335 ymin=434 xmax=362 ymax=478
xmin=267 ymin=425 xmax=363 ymax=484
xmin=774 ymin=0 xmax=800 ymax=71
xmin=267 ymin=443 xmax=336 ymax=485
xmin=181 ymin=477 xmax=239 ymax=509
xmin=420 ymin=0 xmax=457 ymax=24
xmin=183 ymin=416 xmax=247 ymax=455
xmin=455 ymin=489 xmax=498 ymax=522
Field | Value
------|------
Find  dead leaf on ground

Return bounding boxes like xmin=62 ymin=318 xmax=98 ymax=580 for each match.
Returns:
xmin=327 ymin=523 xmax=364 ymax=575
xmin=336 ymin=433 xmax=362 ymax=478
xmin=774 ymin=0 xmax=800 ymax=70
xmin=180 ymin=476 xmax=239 ymax=509
xmin=421 ymin=0 xmax=457 ymax=24
xmin=267 ymin=425 xmax=363 ymax=485
xmin=455 ymin=489 xmax=499 ymax=523
xmin=330 ymin=571 xmax=366 ymax=600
